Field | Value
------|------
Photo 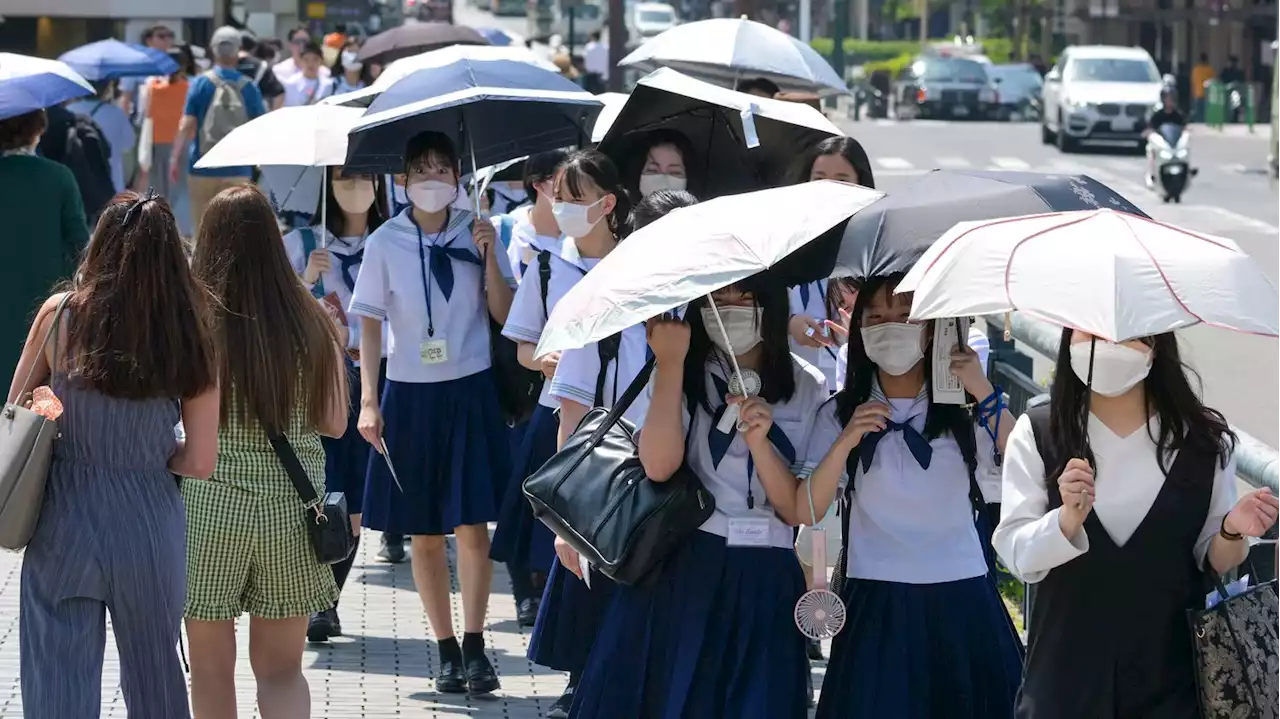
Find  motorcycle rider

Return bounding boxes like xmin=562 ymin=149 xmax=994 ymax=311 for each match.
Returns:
xmin=1144 ymin=88 xmax=1187 ymax=187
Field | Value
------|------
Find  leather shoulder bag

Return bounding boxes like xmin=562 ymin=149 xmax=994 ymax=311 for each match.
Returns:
xmin=522 ymin=356 xmax=715 ymax=586
xmin=266 ymin=431 xmax=354 ymax=565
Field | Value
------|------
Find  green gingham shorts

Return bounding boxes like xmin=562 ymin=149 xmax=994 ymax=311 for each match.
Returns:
xmin=183 ymin=478 xmax=338 ymax=622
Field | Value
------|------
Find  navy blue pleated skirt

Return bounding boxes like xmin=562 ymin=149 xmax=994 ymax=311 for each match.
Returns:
xmin=527 ymin=555 xmax=617 ymax=672
xmin=360 ymin=370 xmax=510 ymax=536
xmin=489 ymin=403 xmax=558 ymax=569
xmin=815 ymin=575 xmax=1023 ymax=719
xmin=323 ymin=359 xmax=387 ymax=516
xmin=569 ymin=530 xmax=809 ymax=719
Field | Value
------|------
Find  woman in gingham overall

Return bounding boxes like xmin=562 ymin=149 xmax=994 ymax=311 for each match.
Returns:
xmin=186 ymin=185 xmax=350 ymax=718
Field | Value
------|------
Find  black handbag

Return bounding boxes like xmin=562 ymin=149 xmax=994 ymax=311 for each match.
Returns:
xmin=266 ymin=431 xmax=353 ymax=565
xmin=522 ymin=356 xmax=715 ymax=586
xmin=1188 ymin=574 xmax=1279 ymax=719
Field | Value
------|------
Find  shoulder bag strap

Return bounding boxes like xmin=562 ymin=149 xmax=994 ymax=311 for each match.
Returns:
xmin=265 ymin=431 xmax=320 ymax=507
xmin=593 ymin=333 xmax=622 ymax=408
xmin=538 ymin=250 xmax=552 ymax=319
xmin=582 ymin=355 xmax=656 ymax=449
xmin=15 ymin=294 xmax=74 ymax=401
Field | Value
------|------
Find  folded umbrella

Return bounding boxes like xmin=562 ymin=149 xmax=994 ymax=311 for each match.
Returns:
xmin=58 ymin=39 xmax=178 ymax=81
xmin=897 ymin=209 xmax=1279 ymax=342
xmin=326 ymin=44 xmax=558 ymax=108
xmin=194 ymin=104 xmax=365 ymax=168
xmin=596 ymin=68 xmax=843 ymax=197
xmin=835 ymin=169 xmax=1147 ymax=280
xmin=357 ymin=23 xmax=488 ymax=66
xmin=345 ymin=57 xmax=602 ymax=175
xmin=619 ymin=17 xmax=847 ymax=97
xmin=536 ymin=180 xmax=884 ymax=357
xmin=0 ymin=53 xmax=94 ymax=121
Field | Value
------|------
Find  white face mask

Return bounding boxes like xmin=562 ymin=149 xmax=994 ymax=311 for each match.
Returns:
xmin=332 ymin=178 xmax=375 ymax=213
xmin=552 ymin=196 xmax=606 ymax=237
xmin=860 ymin=322 xmax=925 ymax=376
xmin=1070 ymin=341 xmax=1152 ymax=397
xmin=700 ymin=305 xmax=763 ymax=356
xmin=341 ymin=51 xmax=362 ymax=72
xmin=407 ymin=179 xmax=455 ymax=213
xmin=638 ymin=173 xmax=688 ymax=197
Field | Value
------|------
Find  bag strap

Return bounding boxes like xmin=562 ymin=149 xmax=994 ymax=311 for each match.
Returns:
xmin=498 ymin=215 xmax=515 ymax=249
xmin=265 ymin=430 xmax=321 ymax=509
xmin=538 ymin=250 xmax=552 ymax=319
xmin=16 ymin=293 xmax=73 ymax=399
xmin=593 ymin=333 xmax=622 ymax=407
xmin=583 ymin=355 xmax=656 ymax=448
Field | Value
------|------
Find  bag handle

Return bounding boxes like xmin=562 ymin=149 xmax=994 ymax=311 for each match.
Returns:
xmin=15 ymin=293 xmax=73 ymax=402
xmin=583 ymin=355 xmax=657 ymax=448
xmin=264 ymin=430 xmax=322 ymax=512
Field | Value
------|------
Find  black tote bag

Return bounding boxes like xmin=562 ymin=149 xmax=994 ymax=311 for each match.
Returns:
xmin=522 ymin=356 xmax=715 ymax=586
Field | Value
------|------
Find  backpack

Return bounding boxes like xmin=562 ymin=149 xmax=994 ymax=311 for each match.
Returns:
xmin=41 ymin=109 xmax=115 ymax=225
xmin=199 ymin=70 xmax=250 ymax=152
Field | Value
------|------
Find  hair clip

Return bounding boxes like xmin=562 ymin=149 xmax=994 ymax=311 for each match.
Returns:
xmin=122 ymin=187 xmax=160 ymax=227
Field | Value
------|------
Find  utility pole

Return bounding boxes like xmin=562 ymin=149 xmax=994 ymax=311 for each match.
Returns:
xmin=918 ymin=0 xmax=927 ymax=45
xmin=567 ymin=5 xmax=576 ymax=57
xmin=800 ymin=0 xmax=811 ymax=41
xmin=606 ymin=0 xmax=626 ymax=91
xmin=827 ymin=0 xmax=847 ymax=107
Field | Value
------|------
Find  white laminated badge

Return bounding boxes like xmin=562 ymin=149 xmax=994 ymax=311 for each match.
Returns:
xmin=420 ymin=338 xmax=448 ymax=365
xmin=740 ymin=104 xmax=761 ymax=149
xmin=726 ymin=517 xmax=772 ymax=547
xmin=578 ymin=552 xmax=592 ymax=589
xmin=932 ymin=317 xmax=971 ymax=405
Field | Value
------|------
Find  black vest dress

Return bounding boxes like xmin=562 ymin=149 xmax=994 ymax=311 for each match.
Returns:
xmin=1017 ymin=407 xmax=1213 ymax=719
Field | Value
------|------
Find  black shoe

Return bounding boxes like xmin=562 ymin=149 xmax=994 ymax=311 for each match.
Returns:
xmin=465 ymin=652 xmax=500 ymax=695
xmin=806 ymin=659 xmax=815 ymax=707
xmin=546 ymin=688 xmax=574 ymax=718
xmin=378 ymin=535 xmax=406 ymax=563
xmin=517 ymin=597 xmax=540 ymax=627
xmin=307 ymin=608 xmax=338 ymax=643
xmin=436 ymin=657 xmax=467 ymax=693
xmin=806 ymin=637 xmax=824 ymax=661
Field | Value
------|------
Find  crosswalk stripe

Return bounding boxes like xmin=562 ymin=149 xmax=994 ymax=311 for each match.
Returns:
xmin=991 ymin=156 xmax=1031 ymax=170
xmin=875 ymin=157 xmax=914 ymax=170
xmin=935 ymin=157 xmax=971 ymax=168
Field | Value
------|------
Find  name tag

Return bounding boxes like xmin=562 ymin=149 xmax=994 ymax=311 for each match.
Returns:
xmin=420 ymin=339 xmax=448 ymax=365
xmin=726 ymin=517 xmax=772 ymax=548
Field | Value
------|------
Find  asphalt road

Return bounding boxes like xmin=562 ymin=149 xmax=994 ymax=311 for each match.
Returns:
xmin=835 ymin=117 xmax=1279 ymax=448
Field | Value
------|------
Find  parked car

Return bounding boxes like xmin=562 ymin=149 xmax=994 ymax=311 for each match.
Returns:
xmin=628 ymin=2 xmax=678 ymax=43
xmin=491 ymin=0 xmax=525 ymax=15
xmin=1041 ymin=45 xmax=1163 ymax=152
xmin=988 ymin=63 xmax=1044 ymax=121
xmin=894 ymin=54 xmax=994 ymax=120
xmin=552 ymin=1 xmax=604 ymax=45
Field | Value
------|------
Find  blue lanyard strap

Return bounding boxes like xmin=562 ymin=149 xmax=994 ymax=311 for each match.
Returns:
xmin=976 ymin=386 xmax=1004 ymax=466
xmin=413 ymin=212 xmax=482 ymax=338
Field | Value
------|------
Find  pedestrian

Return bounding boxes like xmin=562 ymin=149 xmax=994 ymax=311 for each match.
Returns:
xmin=552 ymin=52 xmax=581 ymax=86
xmin=994 ymin=329 xmax=1279 ymax=719
xmin=350 ymin=130 xmax=515 ymax=695
xmin=491 ymin=149 xmax=566 ymax=279
xmin=274 ymin=26 xmax=331 ymax=88
xmin=582 ymin=30 xmax=608 ymax=93
xmin=0 ymin=109 xmax=89 ymax=384
xmin=13 ymin=190 xmax=218 ymax=718
xmin=171 ymin=26 xmax=267 ymax=239
xmin=238 ymin=32 xmax=286 ymax=109
xmin=68 ymin=80 xmax=137 ymax=193
xmin=736 ymin=76 xmax=780 ymax=98
xmin=120 ymin=23 xmax=176 ymax=120
xmin=621 ymin=128 xmax=697 ymax=200
xmin=1191 ymin=52 xmax=1215 ymax=122
xmin=282 ymin=42 xmax=336 ymax=107
xmin=568 ymin=274 xmax=828 ymax=719
xmin=281 ymin=168 xmax=390 ymax=642
xmin=184 ymin=184 xmax=349 ymax=719
xmin=803 ymin=274 xmax=1023 ymax=719
xmin=37 ymin=102 xmax=116 ymax=226
xmin=137 ymin=47 xmax=192 ymax=232
xmin=537 ymin=189 xmax=694 ymax=718
xmin=331 ymin=41 xmax=369 ymax=96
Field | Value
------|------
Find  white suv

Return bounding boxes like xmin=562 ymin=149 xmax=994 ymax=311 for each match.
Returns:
xmin=1041 ymin=46 xmax=1163 ymax=152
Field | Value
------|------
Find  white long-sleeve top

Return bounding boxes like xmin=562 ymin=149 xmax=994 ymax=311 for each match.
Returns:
xmin=993 ymin=412 xmax=1238 ymax=584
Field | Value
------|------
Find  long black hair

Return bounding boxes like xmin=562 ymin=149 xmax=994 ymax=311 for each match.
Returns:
xmin=314 ymin=168 xmax=388 ymax=239
xmin=835 ymin=273 xmax=977 ymax=472
xmin=683 ymin=274 xmax=795 ymax=414
xmin=792 ymin=135 xmax=876 ymax=189
xmin=1045 ymin=329 xmax=1235 ymax=485
xmin=558 ymin=149 xmax=634 ymax=240
xmin=522 ymin=148 xmax=569 ymax=199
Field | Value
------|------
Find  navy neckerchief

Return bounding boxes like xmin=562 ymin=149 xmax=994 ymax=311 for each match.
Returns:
xmin=411 ymin=211 xmax=480 ymax=338
xmin=706 ymin=372 xmax=796 ymax=508
xmin=858 ymin=380 xmax=933 ymax=472
xmin=799 ymin=280 xmax=823 ymax=309
xmin=334 ymin=247 xmax=364 ymax=293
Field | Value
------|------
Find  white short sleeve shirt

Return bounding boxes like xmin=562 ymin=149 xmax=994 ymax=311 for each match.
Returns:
xmin=549 ymin=324 xmax=651 ymax=426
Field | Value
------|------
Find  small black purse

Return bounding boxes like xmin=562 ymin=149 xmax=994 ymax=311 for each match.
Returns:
xmin=266 ymin=431 xmax=353 ymax=565
xmin=522 ymin=357 xmax=715 ymax=586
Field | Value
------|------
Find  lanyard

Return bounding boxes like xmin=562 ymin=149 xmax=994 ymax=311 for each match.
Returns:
xmin=413 ymin=214 xmax=447 ymax=338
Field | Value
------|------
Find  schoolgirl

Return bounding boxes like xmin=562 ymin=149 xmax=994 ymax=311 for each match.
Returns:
xmin=348 ymin=130 xmax=517 ymax=694
xmin=535 ymin=189 xmax=697 ymax=719
xmin=569 ymin=274 xmax=829 ymax=719
xmin=787 ymin=136 xmax=876 ymax=393
xmin=489 ymin=149 xmax=567 ymax=282
xmin=282 ymin=167 xmax=389 ymax=642
xmin=496 ymin=150 xmax=632 ymax=631
xmin=621 ymin=128 xmax=698 ymax=199
xmin=330 ymin=42 xmax=368 ymax=96
xmin=993 ymin=329 xmax=1278 ymax=718
xmin=798 ymin=274 xmax=1022 ymax=718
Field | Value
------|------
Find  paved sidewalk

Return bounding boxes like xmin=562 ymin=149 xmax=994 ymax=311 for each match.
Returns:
xmin=0 ymin=531 xmax=827 ymax=717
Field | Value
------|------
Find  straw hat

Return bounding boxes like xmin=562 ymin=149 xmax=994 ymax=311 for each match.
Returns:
xmin=552 ymin=52 xmax=580 ymax=80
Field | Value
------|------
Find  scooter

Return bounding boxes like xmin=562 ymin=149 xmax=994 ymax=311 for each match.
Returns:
xmin=1145 ymin=123 xmax=1197 ymax=203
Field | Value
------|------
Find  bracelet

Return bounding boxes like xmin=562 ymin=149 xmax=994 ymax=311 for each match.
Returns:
xmin=1219 ymin=514 xmax=1244 ymax=541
